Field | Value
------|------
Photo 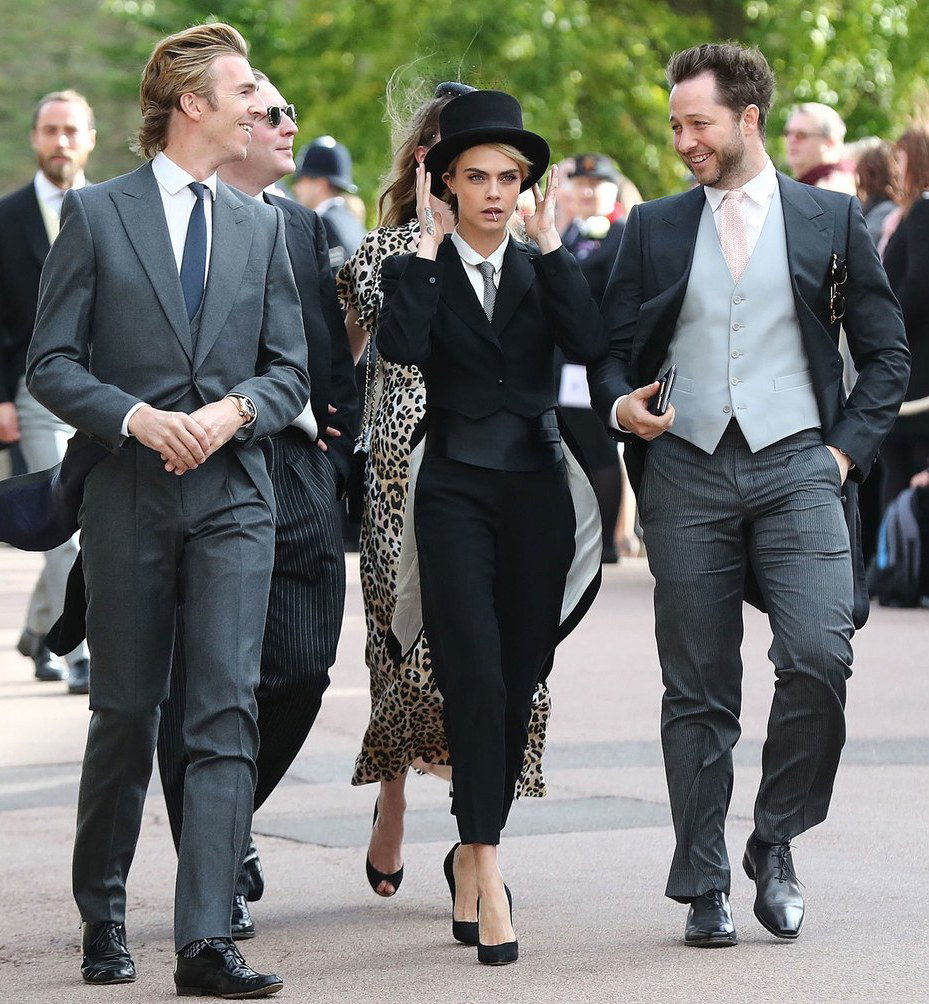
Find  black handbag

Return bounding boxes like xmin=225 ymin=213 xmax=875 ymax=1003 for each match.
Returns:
xmin=345 ymin=340 xmax=378 ymax=522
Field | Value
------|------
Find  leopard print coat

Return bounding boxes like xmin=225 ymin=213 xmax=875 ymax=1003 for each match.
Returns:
xmin=337 ymin=221 xmax=550 ymax=797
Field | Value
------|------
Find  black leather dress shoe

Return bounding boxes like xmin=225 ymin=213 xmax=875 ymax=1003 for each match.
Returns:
xmin=67 ymin=657 xmax=90 ymax=695
xmin=80 ymin=921 xmax=137 ymax=984
xmin=743 ymin=835 xmax=804 ymax=939
xmin=232 ymin=894 xmax=256 ymax=940
xmin=174 ymin=938 xmax=282 ymax=998
xmin=684 ymin=890 xmax=738 ymax=947
xmin=34 ymin=644 xmax=68 ymax=682
xmin=241 ymin=837 xmax=264 ymax=902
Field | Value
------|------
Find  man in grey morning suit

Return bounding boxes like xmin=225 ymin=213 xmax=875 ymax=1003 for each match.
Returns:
xmin=589 ymin=43 xmax=909 ymax=947
xmin=26 ymin=23 xmax=307 ymax=999
xmin=157 ymin=71 xmax=358 ymax=941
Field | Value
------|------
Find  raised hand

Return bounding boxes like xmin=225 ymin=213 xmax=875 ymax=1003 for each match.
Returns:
xmin=415 ymin=161 xmax=445 ymax=259
xmin=524 ymin=164 xmax=562 ymax=253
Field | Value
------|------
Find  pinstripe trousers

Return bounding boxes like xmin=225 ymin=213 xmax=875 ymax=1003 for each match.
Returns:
xmin=157 ymin=431 xmax=346 ymax=875
xmin=639 ymin=423 xmax=854 ymax=902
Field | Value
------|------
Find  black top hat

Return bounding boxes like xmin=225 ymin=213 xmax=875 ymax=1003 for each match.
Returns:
xmin=424 ymin=90 xmax=550 ymax=196
xmin=295 ymin=136 xmax=357 ymax=193
xmin=569 ymin=153 xmax=621 ymax=184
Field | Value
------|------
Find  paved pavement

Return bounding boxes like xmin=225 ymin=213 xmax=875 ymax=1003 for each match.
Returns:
xmin=1 ymin=544 xmax=928 ymax=1003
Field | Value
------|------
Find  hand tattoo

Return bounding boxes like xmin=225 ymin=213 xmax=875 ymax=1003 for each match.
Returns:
xmin=424 ymin=207 xmax=436 ymax=237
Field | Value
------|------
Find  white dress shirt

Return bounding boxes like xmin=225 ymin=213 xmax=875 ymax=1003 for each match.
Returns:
xmin=451 ymin=229 xmax=508 ymax=305
xmin=34 ymin=170 xmax=86 ymax=242
xmin=121 ymin=153 xmax=218 ymax=436
xmin=609 ymin=157 xmax=779 ymax=429
xmin=703 ymin=156 xmax=778 ymax=255
xmin=151 ymin=150 xmax=216 ymax=279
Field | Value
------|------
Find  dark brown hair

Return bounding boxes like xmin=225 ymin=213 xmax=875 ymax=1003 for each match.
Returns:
xmin=376 ymin=77 xmax=472 ymax=228
xmin=666 ymin=43 xmax=775 ymax=140
xmin=855 ymin=140 xmax=895 ymax=204
xmin=895 ymin=125 xmax=929 ymax=212
xmin=134 ymin=22 xmax=249 ymax=160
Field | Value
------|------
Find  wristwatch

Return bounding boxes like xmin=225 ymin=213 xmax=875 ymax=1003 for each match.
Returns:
xmin=225 ymin=394 xmax=257 ymax=427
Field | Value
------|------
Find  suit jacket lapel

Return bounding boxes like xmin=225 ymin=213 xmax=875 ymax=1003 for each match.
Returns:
xmin=492 ymin=241 xmax=534 ymax=335
xmin=110 ymin=162 xmax=193 ymax=360
xmin=778 ymin=172 xmax=842 ymax=381
xmin=778 ymin=172 xmax=833 ymax=304
xmin=638 ymin=186 xmax=705 ymax=379
xmin=194 ymin=180 xmax=252 ymax=369
xmin=656 ymin=184 xmax=705 ymax=290
xmin=438 ymin=237 xmax=500 ymax=344
xmin=23 ymin=189 xmax=51 ymax=267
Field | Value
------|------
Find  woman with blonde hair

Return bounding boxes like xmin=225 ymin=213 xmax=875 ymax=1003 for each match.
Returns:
xmin=377 ymin=88 xmax=604 ymax=963
xmin=337 ymin=79 xmax=556 ymax=918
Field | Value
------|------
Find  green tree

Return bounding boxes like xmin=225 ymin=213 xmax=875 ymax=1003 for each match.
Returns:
xmin=4 ymin=1 xmax=929 ymax=209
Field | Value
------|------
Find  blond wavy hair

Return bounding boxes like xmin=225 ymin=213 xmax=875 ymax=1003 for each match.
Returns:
xmin=134 ymin=22 xmax=249 ymax=160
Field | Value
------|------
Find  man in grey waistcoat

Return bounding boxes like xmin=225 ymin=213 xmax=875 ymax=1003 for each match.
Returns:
xmin=26 ymin=22 xmax=308 ymax=998
xmin=589 ymin=43 xmax=909 ymax=947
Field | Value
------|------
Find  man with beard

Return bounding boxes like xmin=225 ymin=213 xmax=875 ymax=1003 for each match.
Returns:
xmin=0 ymin=91 xmax=96 ymax=692
xmin=589 ymin=43 xmax=908 ymax=947
xmin=157 ymin=70 xmax=358 ymax=940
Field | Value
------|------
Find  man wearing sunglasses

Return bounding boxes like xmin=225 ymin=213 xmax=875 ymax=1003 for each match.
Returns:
xmin=783 ymin=102 xmax=857 ymax=196
xmin=590 ymin=43 xmax=909 ymax=949
xmin=156 ymin=70 xmax=358 ymax=941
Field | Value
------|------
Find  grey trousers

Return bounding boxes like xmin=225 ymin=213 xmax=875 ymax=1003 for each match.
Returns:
xmin=639 ymin=424 xmax=854 ymax=902
xmin=15 ymin=376 xmax=88 ymax=663
xmin=72 ymin=442 xmax=274 ymax=949
xmin=158 ymin=433 xmax=345 ymax=882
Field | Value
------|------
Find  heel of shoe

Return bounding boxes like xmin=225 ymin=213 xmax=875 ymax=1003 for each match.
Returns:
xmin=174 ymin=986 xmax=202 ymax=997
xmin=452 ymin=920 xmax=479 ymax=946
xmin=742 ymin=850 xmax=756 ymax=881
xmin=365 ymin=802 xmax=404 ymax=896
xmin=444 ymin=843 xmax=478 ymax=945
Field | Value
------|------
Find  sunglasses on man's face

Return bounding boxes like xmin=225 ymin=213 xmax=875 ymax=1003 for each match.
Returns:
xmin=266 ymin=104 xmax=297 ymax=127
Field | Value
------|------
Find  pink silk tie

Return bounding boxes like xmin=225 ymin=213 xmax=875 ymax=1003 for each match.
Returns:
xmin=720 ymin=189 xmax=749 ymax=283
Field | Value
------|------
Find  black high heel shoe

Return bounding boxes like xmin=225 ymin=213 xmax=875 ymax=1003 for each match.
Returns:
xmin=477 ymin=885 xmax=518 ymax=965
xmin=443 ymin=844 xmax=479 ymax=946
xmin=365 ymin=802 xmax=404 ymax=896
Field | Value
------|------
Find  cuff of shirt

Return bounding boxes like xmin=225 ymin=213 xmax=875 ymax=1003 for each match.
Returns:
xmin=609 ymin=395 xmax=632 ymax=434
xmin=121 ymin=402 xmax=148 ymax=438
xmin=290 ymin=399 xmax=319 ymax=440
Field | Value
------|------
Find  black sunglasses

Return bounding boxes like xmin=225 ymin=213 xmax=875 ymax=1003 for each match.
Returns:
xmin=266 ymin=104 xmax=297 ymax=127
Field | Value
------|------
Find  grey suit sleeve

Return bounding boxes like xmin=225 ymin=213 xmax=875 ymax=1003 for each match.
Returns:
xmin=26 ymin=190 xmax=141 ymax=451
xmin=226 ymin=208 xmax=310 ymax=441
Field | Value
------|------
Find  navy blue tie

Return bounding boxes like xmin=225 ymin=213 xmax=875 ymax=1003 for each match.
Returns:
xmin=180 ymin=181 xmax=208 ymax=320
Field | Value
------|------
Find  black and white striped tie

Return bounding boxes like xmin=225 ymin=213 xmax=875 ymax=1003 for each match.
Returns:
xmin=477 ymin=261 xmax=496 ymax=321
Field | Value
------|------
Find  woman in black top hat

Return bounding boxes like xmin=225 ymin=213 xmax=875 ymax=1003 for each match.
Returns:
xmin=377 ymin=89 xmax=605 ymax=964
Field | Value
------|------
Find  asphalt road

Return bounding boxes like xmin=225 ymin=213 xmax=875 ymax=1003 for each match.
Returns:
xmin=1 ymin=546 xmax=928 ymax=1003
